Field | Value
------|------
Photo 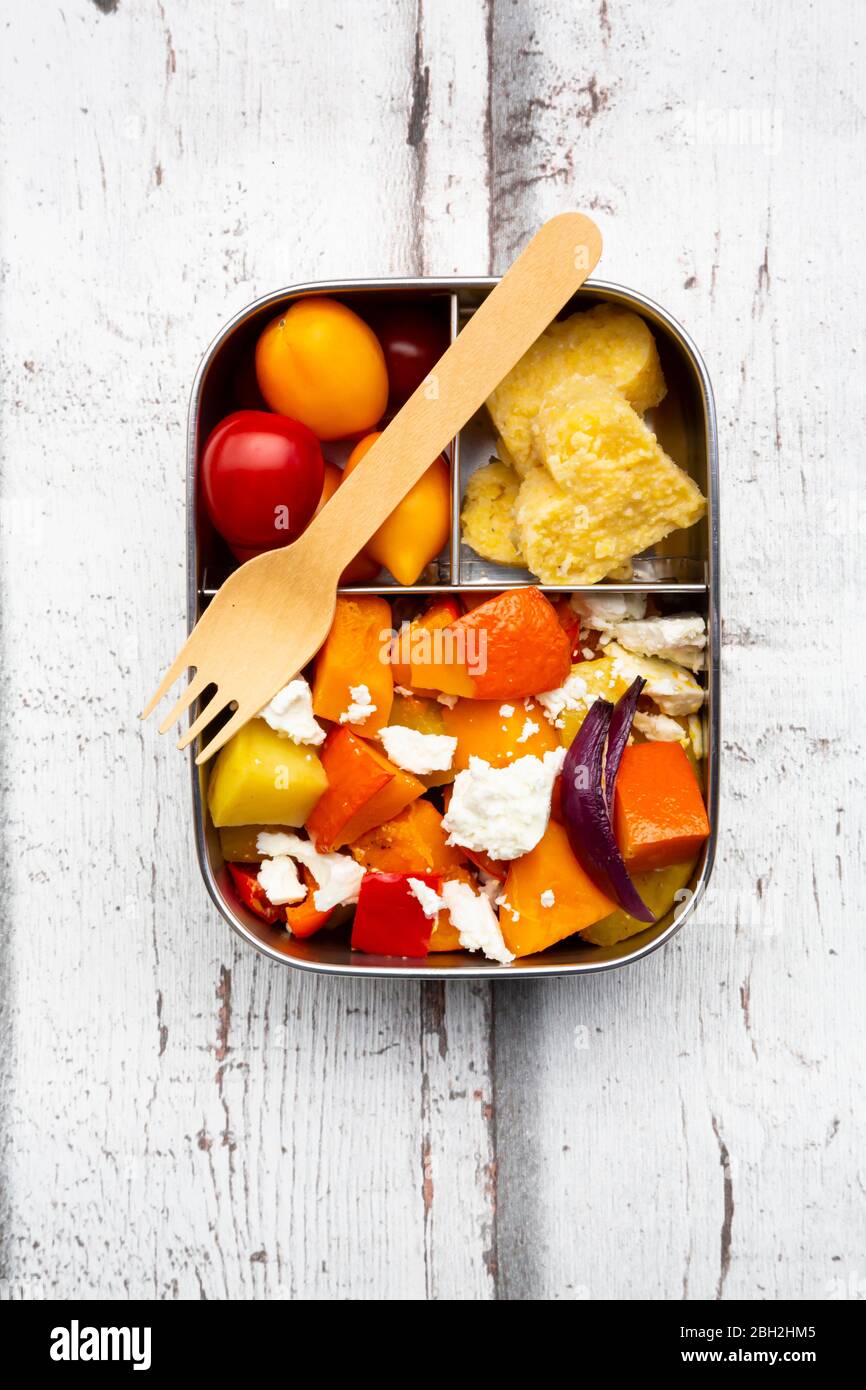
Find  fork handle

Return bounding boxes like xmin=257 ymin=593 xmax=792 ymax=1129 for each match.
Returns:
xmin=302 ymin=212 xmax=602 ymax=571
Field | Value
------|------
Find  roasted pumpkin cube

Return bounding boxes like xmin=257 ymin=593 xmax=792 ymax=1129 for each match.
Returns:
xmin=498 ymin=821 xmax=614 ymax=958
xmin=441 ymin=695 xmax=557 ymax=770
xmin=312 ymin=595 xmax=393 ymax=735
xmin=613 ymin=742 xmax=709 ymax=871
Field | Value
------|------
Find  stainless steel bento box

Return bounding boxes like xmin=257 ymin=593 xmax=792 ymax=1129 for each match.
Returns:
xmin=188 ymin=277 xmax=719 ymax=978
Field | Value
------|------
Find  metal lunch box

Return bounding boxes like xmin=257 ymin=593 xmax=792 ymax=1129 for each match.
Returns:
xmin=188 ymin=277 xmax=719 ymax=978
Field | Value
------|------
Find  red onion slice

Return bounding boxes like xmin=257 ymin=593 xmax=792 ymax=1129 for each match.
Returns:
xmin=561 ymin=697 xmax=655 ymax=923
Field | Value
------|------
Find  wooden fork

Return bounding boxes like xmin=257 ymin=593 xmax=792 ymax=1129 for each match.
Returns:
xmin=141 ymin=212 xmax=602 ymax=764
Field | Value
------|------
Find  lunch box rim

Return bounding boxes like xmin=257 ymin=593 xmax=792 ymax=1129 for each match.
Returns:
xmin=187 ymin=275 xmax=720 ymax=980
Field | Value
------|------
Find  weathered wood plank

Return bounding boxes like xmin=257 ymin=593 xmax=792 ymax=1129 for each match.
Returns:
xmin=489 ymin=0 xmax=866 ymax=1300
xmin=0 ymin=0 xmax=495 ymax=1301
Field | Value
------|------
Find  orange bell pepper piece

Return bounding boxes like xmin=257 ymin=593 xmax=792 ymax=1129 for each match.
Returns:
xmin=306 ymin=727 xmax=424 ymax=851
xmin=498 ymin=821 xmax=615 ymax=959
xmin=283 ymin=865 xmax=333 ymax=938
xmin=404 ymin=588 xmax=571 ymax=701
xmin=613 ymin=742 xmax=710 ymax=871
xmin=441 ymin=695 xmax=558 ymax=771
xmin=455 ymin=588 xmax=571 ymax=699
xmin=312 ymin=595 xmax=394 ymax=736
xmin=391 ymin=596 xmax=464 ymax=692
xmin=461 ymin=845 xmax=508 ymax=882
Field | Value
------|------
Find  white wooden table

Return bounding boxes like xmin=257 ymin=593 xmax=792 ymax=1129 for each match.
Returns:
xmin=1 ymin=0 xmax=863 ymax=1301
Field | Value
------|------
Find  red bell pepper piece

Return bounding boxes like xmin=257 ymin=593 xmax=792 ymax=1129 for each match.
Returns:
xmin=429 ymin=595 xmax=462 ymax=622
xmin=227 ymin=863 xmax=282 ymax=924
xmin=351 ymin=871 xmax=442 ymax=958
xmin=284 ymin=865 xmax=333 ymax=938
xmin=552 ymin=598 xmax=584 ymax=662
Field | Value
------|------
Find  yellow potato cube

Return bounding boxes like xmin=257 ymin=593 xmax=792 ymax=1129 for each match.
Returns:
xmin=580 ymin=859 xmax=698 ymax=946
xmin=207 ymin=719 xmax=328 ymax=828
xmin=556 ymin=657 xmax=632 ymax=746
xmin=514 ymin=378 xmax=705 ymax=585
xmin=218 ymin=825 xmax=286 ymax=862
xmin=460 ymin=459 xmax=526 ymax=567
xmin=487 ymin=303 xmax=667 ymax=472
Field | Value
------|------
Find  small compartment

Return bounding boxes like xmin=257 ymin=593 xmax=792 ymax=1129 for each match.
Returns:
xmin=187 ymin=277 xmax=719 ymax=979
xmin=193 ymin=286 xmax=457 ymax=598
xmin=455 ymin=281 xmax=712 ymax=590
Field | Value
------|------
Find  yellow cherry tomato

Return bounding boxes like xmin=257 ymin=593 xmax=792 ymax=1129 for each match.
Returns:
xmin=344 ymin=432 xmax=451 ymax=585
xmin=255 ymin=298 xmax=388 ymax=441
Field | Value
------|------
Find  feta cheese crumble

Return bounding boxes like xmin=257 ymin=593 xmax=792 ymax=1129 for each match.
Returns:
xmin=338 ymin=684 xmax=377 ymax=725
xmin=570 ymin=591 xmax=646 ymax=632
xmin=610 ymin=613 xmax=706 ymax=672
xmin=633 ymin=710 xmax=686 ymax=742
xmin=256 ymin=855 xmax=306 ymax=906
xmin=256 ymin=832 xmax=365 ymax=914
xmin=436 ymin=693 xmax=458 ymax=709
xmin=440 ymin=880 xmax=514 ymax=965
xmin=516 ymin=717 xmax=540 ymax=743
xmin=499 ymin=704 xmax=515 ymax=717
xmin=258 ymin=677 xmax=325 ymax=745
xmin=540 ymin=889 xmax=556 ymax=908
xmin=407 ymin=877 xmax=445 ymax=919
xmin=607 ymin=642 xmax=704 ymax=716
xmin=378 ymin=725 xmax=457 ymax=775
xmin=442 ymin=748 xmax=565 ymax=861
xmin=536 ymin=671 xmax=593 ymax=722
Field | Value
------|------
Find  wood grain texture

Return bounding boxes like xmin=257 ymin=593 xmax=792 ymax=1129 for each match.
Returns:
xmin=0 ymin=0 xmax=863 ymax=1302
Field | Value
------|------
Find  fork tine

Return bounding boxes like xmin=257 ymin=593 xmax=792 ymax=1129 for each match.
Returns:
xmin=140 ymin=645 xmax=194 ymax=721
xmin=194 ymin=702 xmax=254 ymax=765
xmin=157 ymin=668 xmax=209 ymax=735
xmin=176 ymin=690 xmax=228 ymax=751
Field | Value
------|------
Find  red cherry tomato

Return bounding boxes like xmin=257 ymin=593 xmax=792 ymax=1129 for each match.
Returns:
xmin=201 ymin=411 xmax=324 ymax=552
xmin=369 ymin=304 xmax=450 ymax=409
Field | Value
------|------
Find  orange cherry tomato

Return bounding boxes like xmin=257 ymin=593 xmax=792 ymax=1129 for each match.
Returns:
xmin=344 ymin=432 xmax=450 ymax=586
xmin=255 ymin=298 xmax=388 ymax=441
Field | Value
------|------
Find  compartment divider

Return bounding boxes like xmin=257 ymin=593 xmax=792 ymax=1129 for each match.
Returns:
xmin=448 ymin=292 xmax=463 ymax=585
xmin=199 ymin=579 xmax=708 ymax=599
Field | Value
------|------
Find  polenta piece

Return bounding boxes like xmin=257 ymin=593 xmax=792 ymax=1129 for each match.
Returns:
xmin=460 ymin=459 xmax=526 ymax=567
xmin=461 ymin=457 xmax=635 ymax=578
xmin=514 ymin=377 xmax=706 ymax=585
xmin=486 ymin=303 xmax=667 ymax=473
